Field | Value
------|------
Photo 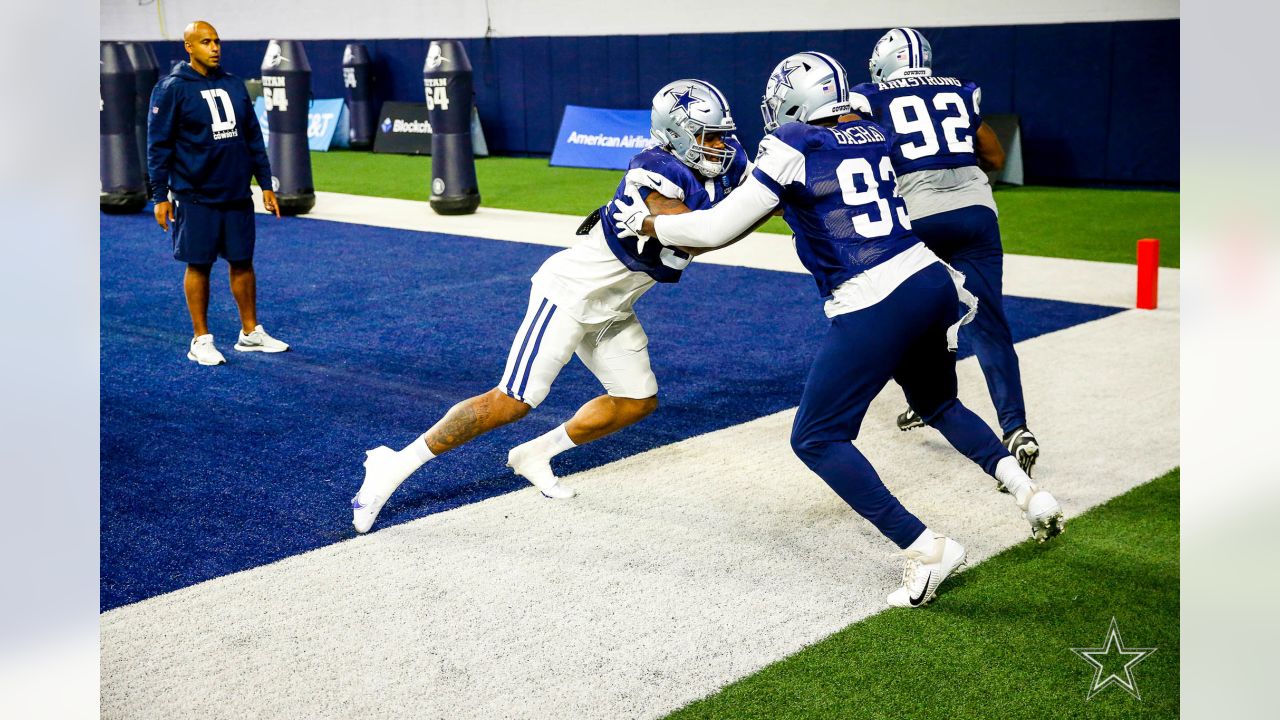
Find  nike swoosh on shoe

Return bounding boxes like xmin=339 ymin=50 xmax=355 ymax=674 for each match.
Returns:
xmin=910 ymin=571 xmax=932 ymax=606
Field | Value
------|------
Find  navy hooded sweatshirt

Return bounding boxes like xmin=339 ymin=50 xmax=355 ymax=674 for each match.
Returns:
xmin=146 ymin=62 xmax=272 ymax=204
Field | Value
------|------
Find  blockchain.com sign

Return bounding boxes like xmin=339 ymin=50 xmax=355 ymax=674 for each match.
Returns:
xmin=550 ymin=105 xmax=653 ymax=170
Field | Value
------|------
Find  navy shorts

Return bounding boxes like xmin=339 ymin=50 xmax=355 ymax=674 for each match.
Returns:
xmin=171 ymin=198 xmax=256 ymax=265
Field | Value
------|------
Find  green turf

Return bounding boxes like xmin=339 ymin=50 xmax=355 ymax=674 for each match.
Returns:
xmin=664 ymin=469 xmax=1180 ymax=720
xmin=310 ymin=151 xmax=1179 ymax=267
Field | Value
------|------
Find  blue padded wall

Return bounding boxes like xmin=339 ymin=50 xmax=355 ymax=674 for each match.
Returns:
xmin=148 ymin=19 xmax=1176 ymax=184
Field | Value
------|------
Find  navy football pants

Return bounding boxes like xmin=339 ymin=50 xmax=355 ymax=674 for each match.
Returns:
xmin=790 ymin=262 xmax=1010 ymax=549
xmin=910 ymin=205 xmax=1027 ymax=434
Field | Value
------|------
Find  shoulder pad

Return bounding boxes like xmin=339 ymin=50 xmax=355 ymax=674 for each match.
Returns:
xmin=771 ymin=122 xmax=827 ymax=152
xmin=629 ymin=147 xmax=685 ymax=178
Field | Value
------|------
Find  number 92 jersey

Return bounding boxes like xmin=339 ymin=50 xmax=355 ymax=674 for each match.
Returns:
xmin=848 ymin=75 xmax=982 ymax=175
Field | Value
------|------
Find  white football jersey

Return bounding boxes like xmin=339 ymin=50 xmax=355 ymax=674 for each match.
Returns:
xmin=531 ymin=224 xmax=659 ymax=324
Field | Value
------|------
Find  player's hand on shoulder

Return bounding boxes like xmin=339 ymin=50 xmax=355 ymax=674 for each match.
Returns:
xmin=611 ymin=184 xmax=648 ymax=238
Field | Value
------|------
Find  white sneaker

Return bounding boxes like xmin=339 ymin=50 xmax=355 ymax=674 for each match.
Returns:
xmin=234 ymin=325 xmax=290 ymax=353
xmin=887 ymin=536 xmax=967 ymax=608
xmin=351 ymin=446 xmax=414 ymax=533
xmin=1016 ymin=486 xmax=1066 ymax=542
xmin=507 ymin=440 xmax=576 ymax=499
xmin=187 ymin=334 xmax=227 ymax=365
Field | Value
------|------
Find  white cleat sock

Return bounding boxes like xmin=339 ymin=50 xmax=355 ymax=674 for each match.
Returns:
xmin=905 ymin=528 xmax=940 ymax=555
xmin=995 ymin=457 xmax=1065 ymax=541
xmin=508 ymin=424 xmax=577 ymax=499
xmin=995 ymin=456 xmax=1033 ymax=500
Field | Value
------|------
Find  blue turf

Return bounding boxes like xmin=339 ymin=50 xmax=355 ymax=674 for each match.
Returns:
xmin=100 ymin=212 xmax=1123 ymax=610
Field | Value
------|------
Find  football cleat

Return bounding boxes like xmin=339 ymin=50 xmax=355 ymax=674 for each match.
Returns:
xmin=1002 ymin=426 xmax=1040 ymax=478
xmin=234 ymin=325 xmax=290 ymax=353
xmin=1012 ymin=484 xmax=1065 ymax=542
xmin=896 ymin=407 xmax=925 ymax=432
xmin=187 ymin=334 xmax=227 ymax=365
xmin=351 ymin=491 xmax=387 ymax=535
xmin=887 ymin=536 xmax=967 ymax=608
xmin=351 ymin=446 xmax=411 ymax=533
xmin=507 ymin=441 xmax=576 ymax=499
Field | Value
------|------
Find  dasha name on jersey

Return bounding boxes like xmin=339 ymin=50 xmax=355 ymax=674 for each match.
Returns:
xmin=830 ymin=125 xmax=886 ymax=146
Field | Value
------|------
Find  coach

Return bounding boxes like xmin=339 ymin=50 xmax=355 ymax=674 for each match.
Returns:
xmin=148 ymin=20 xmax=290 ymax=365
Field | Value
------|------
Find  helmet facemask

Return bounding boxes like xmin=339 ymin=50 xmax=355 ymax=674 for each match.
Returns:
xmin=673 ymin=121 xmax=736 ymax=177
xmin=760 ymin=80 xmax=808 ymax=134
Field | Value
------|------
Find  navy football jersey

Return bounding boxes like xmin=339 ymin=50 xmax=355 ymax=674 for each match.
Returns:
xmin=751 ymin=120 xmax=918 ymax=298
xmin=600 ymin=135 xmax=748 ymax=283
xmin=849 ymin=74 xmax=983 ymax=175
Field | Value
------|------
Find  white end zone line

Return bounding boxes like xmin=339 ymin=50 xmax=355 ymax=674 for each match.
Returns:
xmin=251 ymin=188 xmax=1180 ymax=312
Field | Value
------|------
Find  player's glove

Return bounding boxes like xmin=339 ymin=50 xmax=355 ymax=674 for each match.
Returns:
xmin=612 ymin=184 xmax=649 ymax=239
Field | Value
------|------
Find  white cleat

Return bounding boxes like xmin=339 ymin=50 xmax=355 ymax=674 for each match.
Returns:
xmin=351 ymin=446 xmax=406 ymax=533
xmin=1020 ymin=488 xmax=1066 ymax=542
xmin=187 ymin=334 xmax=227 ymax=365
xmin=234 ymin=324 xmax=290 ymax=353
xmin=351 ymin=490 xmax=387 ymax=534
xmin=507 ymin=441 xmax=576 ymax=499
xmin=887 ymin=536 xmax=967 ymax=608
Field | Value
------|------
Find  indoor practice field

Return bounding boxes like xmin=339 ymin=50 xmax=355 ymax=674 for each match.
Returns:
xmin=96 ymin=4 xmax=1181 ymax=717
xmin=101 ymin=153 xmax=1179 ymax=718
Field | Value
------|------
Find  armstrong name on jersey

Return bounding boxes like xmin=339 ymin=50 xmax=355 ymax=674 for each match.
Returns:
xmin=875 ymin=75 xmax=963 ymax=90
xmin=850 ymin=72 xmax=983 ymax=176
xmin=599 ymin=135 xmax=748 ymax=283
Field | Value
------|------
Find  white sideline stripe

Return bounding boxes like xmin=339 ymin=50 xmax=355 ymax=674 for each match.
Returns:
xmin=101 ymin=308 xmax=1178 ymax=720
xmin=251 ymin=188 xmax=1181 ymax=311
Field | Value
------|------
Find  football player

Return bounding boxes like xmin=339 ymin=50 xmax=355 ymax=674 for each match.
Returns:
xmin=351 ymin=79 xmax=749 ymax=534
xmin=613 ymin=52 xmax=1064 ymax=607
xmin=852 ymin=28 xmax=1039 ymax=476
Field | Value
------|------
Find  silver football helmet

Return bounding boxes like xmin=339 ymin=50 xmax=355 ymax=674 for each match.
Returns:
xmin=868 ymin=27 xmax=932 ymax=83
xmin=760 ymin=51 xmax=852 ymax=133
xmin=650 ymin=79 xmax=737 ymax=178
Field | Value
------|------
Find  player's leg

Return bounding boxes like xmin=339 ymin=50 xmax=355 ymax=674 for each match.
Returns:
xmin=891 ymin=211 xmax=959 ymax=432
xmin=942 ymin=207 xmax=1037 ymax=473
xmin=172 ymin=199 xmax=225 ymax=364
xmin=221 ymin=199 xmax=289 ymax=353
xmin=789 ymin=300 xmax=926 ymax=549
xmin=508 ymin=316 xmax=658 ymax=494
xmin=892 ymin=264 xmax=1063 ymax=541
xmin=789 ymin=280 xmax=967 ymax=608
xmin=227 ymin=261 xmax=258 ymax=334
xmin=183 ymin=263 xmax=212 ymax=338
xmin=352 ymin=294 xmax=585 ymax=531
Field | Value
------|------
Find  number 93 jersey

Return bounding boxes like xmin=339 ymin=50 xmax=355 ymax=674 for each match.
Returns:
xmin=752 ymin=120 xmax=918 ymax=299
xmin=848 ymin=74 xmax=982 ymax=175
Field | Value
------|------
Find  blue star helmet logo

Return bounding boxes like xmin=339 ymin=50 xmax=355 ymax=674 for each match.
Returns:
xmin=773 ymin=62 xmax=800 ymax=89
xmin=666 ymin=86 xmax=702 ymax=115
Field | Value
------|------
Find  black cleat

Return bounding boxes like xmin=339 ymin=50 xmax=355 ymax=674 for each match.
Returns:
xmin=897 ymin=407 xmax=925 ymax=431
xmin=1002 ymin=426 xmax=1040 ymax=479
